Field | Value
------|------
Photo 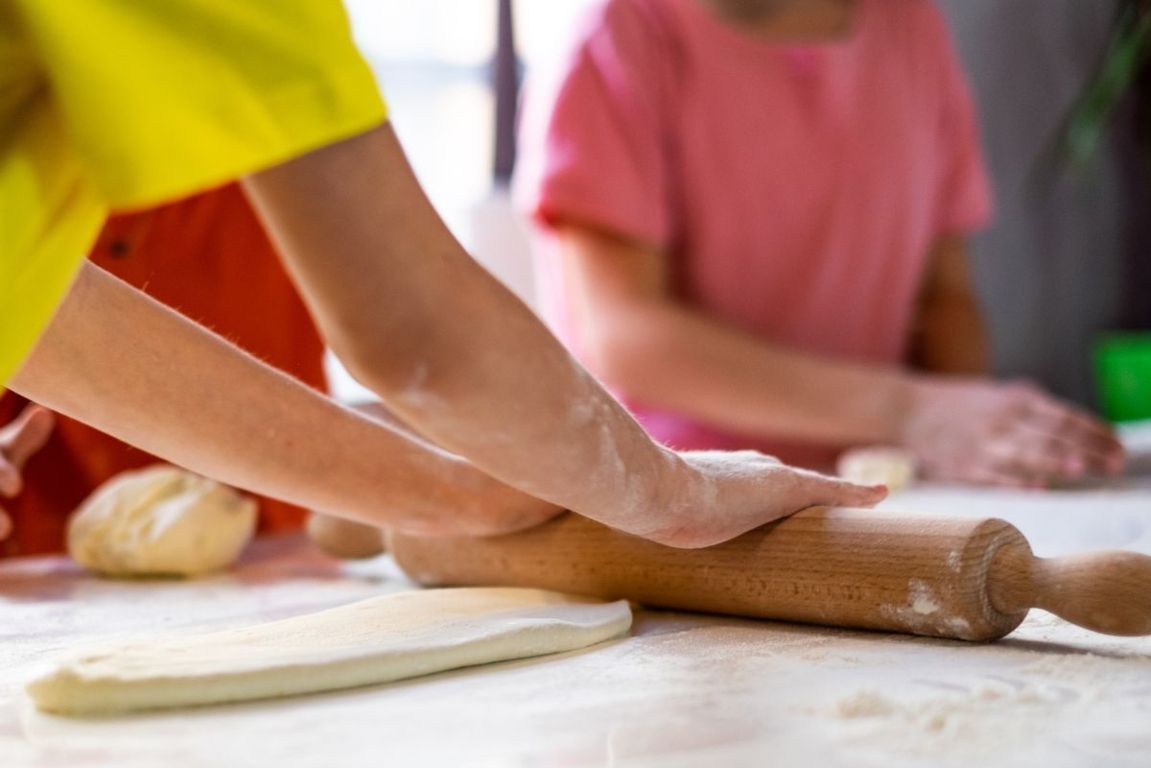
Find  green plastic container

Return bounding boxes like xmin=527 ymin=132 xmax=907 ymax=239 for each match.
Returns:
xmin=1095 ymin=333 xmax=1151 ymax=423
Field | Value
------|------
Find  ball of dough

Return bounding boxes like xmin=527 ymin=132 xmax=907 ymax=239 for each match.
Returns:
xmin=68 ymin=465 xmax=257 ymax=577
xmin=836 ymin=447 xmax=917 ymax=492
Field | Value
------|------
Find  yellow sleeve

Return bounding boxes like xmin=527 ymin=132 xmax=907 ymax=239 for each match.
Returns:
xmin=17 ymin=0 xmax=387 ymax=209
xmin=0 ymin=0 xmax=387 ymax=385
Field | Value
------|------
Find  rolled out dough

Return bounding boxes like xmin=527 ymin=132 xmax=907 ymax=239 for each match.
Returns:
xmin=26 ymin=588 xmax=632 ymax=715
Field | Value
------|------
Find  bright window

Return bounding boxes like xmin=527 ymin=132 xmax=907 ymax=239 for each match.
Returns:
xmin=330 ymin=1 xmax=595 ymax=400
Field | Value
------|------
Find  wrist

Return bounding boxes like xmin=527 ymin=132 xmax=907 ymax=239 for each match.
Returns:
xmin=581 ymin=439 xmax=681 ymax=540
xmin=441 ymin=455 xmax=564 ymax=536
xmin=625 ymin=445 xmax=697 ymax=541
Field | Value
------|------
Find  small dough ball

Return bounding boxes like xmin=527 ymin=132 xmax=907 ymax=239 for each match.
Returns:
xmin=68 ymin=465 xmax=257 ymax=577
xmin=306 ymin=512 xmax=386 ymax=560
xmin=836 ymin=447 xmax=917 ymax=492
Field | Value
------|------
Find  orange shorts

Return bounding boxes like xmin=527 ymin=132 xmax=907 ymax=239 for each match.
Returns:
xmin=0 ymin=183 xmax=326 ymax=557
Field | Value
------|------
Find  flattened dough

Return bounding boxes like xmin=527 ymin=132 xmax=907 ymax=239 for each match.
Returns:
xmin=26 ymin=588 xmax=632 ymax=715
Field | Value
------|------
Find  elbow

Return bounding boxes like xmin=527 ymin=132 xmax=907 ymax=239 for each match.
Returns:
xmin=330 ymin=333 xmax=430 ymax=404
xmin=328 ymin=337 xmax=382 ymax=395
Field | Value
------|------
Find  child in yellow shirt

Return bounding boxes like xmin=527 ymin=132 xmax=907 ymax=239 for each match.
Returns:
xmin=1 ymin=0 xmax=882 ymax=550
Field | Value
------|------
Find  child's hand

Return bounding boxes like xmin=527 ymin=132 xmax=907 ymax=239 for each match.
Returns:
xmin=0 ymin=405 xmax=55 ymax=540
xmin=899 ymin=378 xmax=1125 ymax=488
xmin=638 ymin=450 xmax=887 ymax=549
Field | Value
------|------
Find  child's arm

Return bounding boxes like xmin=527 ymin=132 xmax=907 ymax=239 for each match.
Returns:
xmin=548 ymin=222 xmax=1124 ymax=488
xmin=244 ymin=123 xmax=883 ymax=548
xmin=12 ymin=257 xmax=877 ymax=549
xmin=9 ymin=264 xmax=559 ymax=538
xmin=550 ymin=225 xmax=913 ymax=448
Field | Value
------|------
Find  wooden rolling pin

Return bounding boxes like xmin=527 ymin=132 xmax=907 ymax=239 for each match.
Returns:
xmin=389 ymin=508 xmax=1151 ymax=642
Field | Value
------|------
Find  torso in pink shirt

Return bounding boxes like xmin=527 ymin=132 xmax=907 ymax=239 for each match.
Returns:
xmin=517 ymin=0 xmax=991 ymax=469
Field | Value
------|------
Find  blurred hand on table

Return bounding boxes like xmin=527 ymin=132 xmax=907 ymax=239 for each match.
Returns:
xmin=901 ymin=378 xmax=1125 ymax=488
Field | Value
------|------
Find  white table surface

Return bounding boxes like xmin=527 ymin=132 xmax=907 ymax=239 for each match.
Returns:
xmin=2 ymin=447 xmax=1150 ymax=768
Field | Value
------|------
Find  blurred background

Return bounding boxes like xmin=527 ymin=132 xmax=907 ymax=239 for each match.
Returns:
xmin=336 ymin=0 xmax=1150 ymax=413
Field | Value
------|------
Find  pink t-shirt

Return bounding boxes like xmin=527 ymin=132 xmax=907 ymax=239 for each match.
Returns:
xmin=516 ymin=0 xmax=992 ymax=468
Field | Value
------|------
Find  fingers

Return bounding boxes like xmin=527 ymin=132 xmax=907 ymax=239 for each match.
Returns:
xmin=795 ymin=471 xmax=888 ymax=509
xmin=980 ymin=432 xmax=1078 ymax=487
xmin=0 ymin=508 xmax=9 ymax=541
xmin=969 ymin=387 xmax=1126 ymax=486
xmin=1 ymin=405 xmax=56 ymax=469
xmin=0 ymin=463 xmax=20 ymax=497
xmin=955 ymin=461 xmax=1042 ymax=490
xmin=1018 ymin=397 xmax=1125 ymax=475
xmin=829 ymin=478 xmax=888 ymax=508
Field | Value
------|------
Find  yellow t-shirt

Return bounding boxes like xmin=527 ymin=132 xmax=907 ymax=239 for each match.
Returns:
xmin=0 ymin=0 xmax=387 ymax=385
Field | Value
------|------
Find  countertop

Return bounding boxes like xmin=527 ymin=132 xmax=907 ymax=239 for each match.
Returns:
xmin=2 ymin=446 xmax=1150 ymax=767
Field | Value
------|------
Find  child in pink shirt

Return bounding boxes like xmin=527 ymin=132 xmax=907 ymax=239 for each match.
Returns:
xmin=518 ymin=0 xmax=1125 ymax=486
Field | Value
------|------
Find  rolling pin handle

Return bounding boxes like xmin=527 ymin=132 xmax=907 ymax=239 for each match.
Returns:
xmin=989 ymin=546 xmax=1151 ymax=637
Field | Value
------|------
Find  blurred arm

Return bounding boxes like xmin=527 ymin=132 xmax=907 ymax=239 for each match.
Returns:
xmin=9 ymin=263 xmax=560 ymax=537
xmin=552 ymin=222 xmax=911 ymax=446
xmin=553 ymin=222 xmax=1124 ymax=487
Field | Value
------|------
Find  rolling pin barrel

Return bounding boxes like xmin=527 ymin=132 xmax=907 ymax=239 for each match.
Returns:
xmin=390 ymin=509 xmax=1035 ymax=642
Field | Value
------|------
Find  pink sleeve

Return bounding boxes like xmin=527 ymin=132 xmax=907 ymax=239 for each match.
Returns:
xmin=925 ymin=4 xmax=993 ymax=237
xmin=517 ymin=0 xmax=675 ymax=247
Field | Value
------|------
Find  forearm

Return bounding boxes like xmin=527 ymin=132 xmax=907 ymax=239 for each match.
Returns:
xmin=585 ymin=299 xmax=910 ymax=446
xmin=9 ymin=263 xmax=555 ymax=536
xmin=244 ymin=125 xmax=678 ymax=535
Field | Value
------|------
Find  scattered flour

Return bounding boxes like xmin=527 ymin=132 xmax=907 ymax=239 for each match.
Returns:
xmin=836 ymin=690 xmax=897 ymax=718
xmin=829 ymin=681 xmax=1080 ymax=763
xmin=823 ymin=641 xmax=1151 ymax=765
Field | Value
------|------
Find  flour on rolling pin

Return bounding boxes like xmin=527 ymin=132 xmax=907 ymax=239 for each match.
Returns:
xmin=878 ymin=578 xmax=975 ymax=638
